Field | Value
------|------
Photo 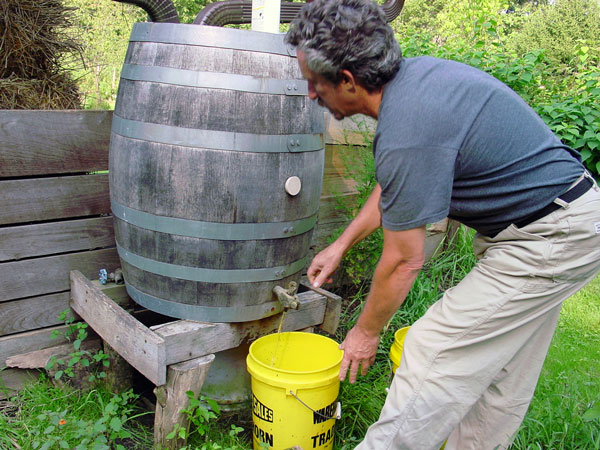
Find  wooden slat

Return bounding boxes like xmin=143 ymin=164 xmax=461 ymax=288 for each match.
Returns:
xmin=70 ymin=270 xmax=166 ymax=386
xmin=0 ymin=283 xmax=131 ymax=337
xmin=0 ymin=293 xmax=70 ymax=337
xmin=0 ymin=216 xmax=115 ymax=262
xmin=0 ymin=110 xmax=112 ymax=177
xmin=152 ymin=290 xmax=327 ymax=366
xmin=0 ymin=174 xmax=110 ymax=226
xmin=6 ymin=339 xmax=102 ymax=369
xmin=0 ymin=324 xmax=71 ymax=369
xmin=0 ymin=248 xmax=120 ymax=303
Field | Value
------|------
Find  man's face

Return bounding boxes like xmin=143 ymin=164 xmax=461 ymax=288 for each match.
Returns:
xmin=297 ymin=50 xmax=350 ymax=121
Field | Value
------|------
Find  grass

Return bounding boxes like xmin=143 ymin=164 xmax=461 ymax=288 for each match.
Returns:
xmin=0 ymin=377 xmax=153 ymax=450
xmin=0 ymin=227 xmax=598 ymax=450
xmin=511 ymin=275 xmax=600 ymax=450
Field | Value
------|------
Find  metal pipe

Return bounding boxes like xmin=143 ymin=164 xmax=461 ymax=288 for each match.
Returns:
xmin=112 ymin=0 xmax=179 ymax=23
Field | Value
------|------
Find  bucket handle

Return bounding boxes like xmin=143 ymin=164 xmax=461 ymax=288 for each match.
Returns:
xmin=289 ymin=390 xmax=342 ymax=421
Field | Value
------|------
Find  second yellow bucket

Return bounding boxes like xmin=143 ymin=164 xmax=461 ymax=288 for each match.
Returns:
xmin=246 ymin=332 xmax=343 ymax=450
xmin=389 ymin=326 xmax=410 ymax=373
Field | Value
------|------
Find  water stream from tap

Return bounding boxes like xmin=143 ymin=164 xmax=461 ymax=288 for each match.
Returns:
xmin=270 ymin=310 xmax=287 ymax=367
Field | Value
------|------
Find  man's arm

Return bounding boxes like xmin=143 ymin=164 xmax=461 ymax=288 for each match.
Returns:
xmin=307 ymin=184 xmax=384 ymax=288
xmin=340 ymin=225 xmax=426 ymax=383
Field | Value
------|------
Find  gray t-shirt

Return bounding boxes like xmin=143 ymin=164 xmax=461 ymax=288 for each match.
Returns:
xmin=374 ymin=56 xmax=584 ymax=236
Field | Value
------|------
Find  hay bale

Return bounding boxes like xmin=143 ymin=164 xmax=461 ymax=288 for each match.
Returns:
xmin=0 ymin=0 xmax=82 ymax=109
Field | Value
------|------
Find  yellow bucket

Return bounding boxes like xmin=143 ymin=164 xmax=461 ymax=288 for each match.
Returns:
xmin=389 ymin=327 xmax=447 ymax=450
xmin=389 ymin=326 xmax=410 ymax=373
xmin=246 ymin=332 xmax=343 ymax=450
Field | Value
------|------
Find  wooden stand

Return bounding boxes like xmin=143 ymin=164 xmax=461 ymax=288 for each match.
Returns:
xmin=68 ymin=270 xmax=341 ymax=449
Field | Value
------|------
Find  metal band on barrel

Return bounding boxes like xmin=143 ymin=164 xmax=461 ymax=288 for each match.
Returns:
xmin=125 ymin=283 xmax=282 ymax=322
xmin=130 ymin=22 xmax=294 ymax=56
xmin=116 ymin=243 xmax=307 ymax=283
xmin=111 ymin=115 xmax=323 ymax=153
xmin=111 ymin=201 xmax=318 ymax=240
xmin=120 ymin=64 xmax=307 ymax=96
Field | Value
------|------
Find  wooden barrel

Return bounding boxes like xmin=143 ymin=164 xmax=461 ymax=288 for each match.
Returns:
xmin=109 ymin=23 xmax=324 ymax=322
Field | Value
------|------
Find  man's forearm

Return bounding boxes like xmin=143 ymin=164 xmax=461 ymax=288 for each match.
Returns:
xmin=356 ymin=259 xmax=421 ymax=337
xmin=355 ymin=227 xmax=425 ymax=337
xmin=334 ymin=183 xmax=383 ymax=254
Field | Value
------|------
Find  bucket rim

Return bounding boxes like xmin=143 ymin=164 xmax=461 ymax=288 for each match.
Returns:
xmin=247 ymin=331 xmax=343 ymax=376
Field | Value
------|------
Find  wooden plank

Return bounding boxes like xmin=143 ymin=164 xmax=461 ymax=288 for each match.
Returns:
xmin=152 ymin=290 xmax=327 ymax=366
xmin=0 ymin=216 xmax=115 ymax=262
xmin=324 ymin=112 xmax=376 ymax=146
xmin=0 ymin=248 xmax=120 ymax=303
xmin=70 ymin=270 xmax=166 ymax=386
xmin=154 ymin=354 xmax=215 ymax=450
xmin=0 ymin=324 xmax=74 ymax=369
xmin=0 ymin=293 xmax=71 ymax=336
xmin=0 ymin=110 xmax=112 ymax=177
xmin=6 ymin=338 xmax=102 ymax=369
xmin=0 ymin=368 xmax=38 ymax=400
xmin=0 ymin=283 xmax=131 ymax=337
xmin=0 ymin=174 xmax=110 ymax=226
xmin=300 ymin=281 xmax=342 ymax=335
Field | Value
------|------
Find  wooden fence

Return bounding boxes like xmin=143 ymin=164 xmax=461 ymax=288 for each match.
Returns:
xmin=0 ymin=110 xmax=448 ymax=399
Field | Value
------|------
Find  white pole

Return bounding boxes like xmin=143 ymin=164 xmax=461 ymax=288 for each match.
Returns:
xmin=251 ymin=0 xmax=281 ymax=33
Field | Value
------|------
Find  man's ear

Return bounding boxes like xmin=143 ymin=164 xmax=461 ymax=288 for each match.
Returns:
xmin=339 ymin=69 xmax=357 ymax=92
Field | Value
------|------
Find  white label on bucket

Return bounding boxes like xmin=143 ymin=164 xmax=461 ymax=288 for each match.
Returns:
xmin=595 ymin=222 xmax=600 ymax=234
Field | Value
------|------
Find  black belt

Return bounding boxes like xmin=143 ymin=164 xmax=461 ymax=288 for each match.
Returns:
xmin=514 ymin=175 xmax=593 ymax=229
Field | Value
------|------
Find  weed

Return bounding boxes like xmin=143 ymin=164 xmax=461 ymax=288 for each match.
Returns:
xmin=46 ymin=309 xmax=110 ymax=383
xmin=165 ymin=392 xmax=248 ymax=450
xmin=0 ymin=378 xmax=152 ymax=450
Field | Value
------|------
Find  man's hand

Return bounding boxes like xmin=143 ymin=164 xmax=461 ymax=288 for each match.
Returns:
xmin=307 ymin=242 xmax=345 ymax=288
xmin=339 ymin=325 xmax=380 ymax=383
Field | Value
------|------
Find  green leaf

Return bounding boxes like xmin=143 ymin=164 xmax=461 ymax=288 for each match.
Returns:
xmin=109 ymin=417 xmax=122 ymax=432
xmin=581 ymin=149 xmax=592 ymax=162
xmin=54 ymin=370 xmax=64 ymax=380
xmin=44 ymin=425 xmax=56 ymax=434
xmin=582 ymin=403 xmax=600 ymax=421
xmin=59 ymin=440 xmax=70 ymax=449
xmin=93 ymin=422 xmax=107 ymax=434
xmin=73 ymin=339 xmax=82 ymax=350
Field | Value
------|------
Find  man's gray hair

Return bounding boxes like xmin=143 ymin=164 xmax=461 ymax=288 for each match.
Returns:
xmin=285 ymin=0 xmax=402 ymax=91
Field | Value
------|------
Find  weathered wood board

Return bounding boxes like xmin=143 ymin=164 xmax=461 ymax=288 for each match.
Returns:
xmin=0 ymin=110 xmax=111 ymax=177
xmin=70 ymin=271 xmax=166 ymax=386
xmin=0 ymin=248 xmax=120 ymax=303
xmin=0 ymin=216 xmax=115 ymax=262
xmin=0 ymin=174 xmax=110 ymax=226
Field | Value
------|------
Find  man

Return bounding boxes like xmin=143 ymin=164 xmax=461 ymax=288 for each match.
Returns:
xmin=285 ymin=0 xmax=600 ymax=449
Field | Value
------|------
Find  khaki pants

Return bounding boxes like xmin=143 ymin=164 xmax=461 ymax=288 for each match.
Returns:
xmin=356 ymin=173 xmax=600 ymax=450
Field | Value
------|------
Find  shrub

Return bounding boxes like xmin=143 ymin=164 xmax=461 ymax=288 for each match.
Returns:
xmin=505 ymin=0 xmax=600 ymax=69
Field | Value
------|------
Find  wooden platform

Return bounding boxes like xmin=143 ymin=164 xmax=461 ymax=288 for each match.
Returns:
xmin=70 ymin=270 xmax=341 ymax=386
xmin=68 ymin=270 xmax=341 ymax=448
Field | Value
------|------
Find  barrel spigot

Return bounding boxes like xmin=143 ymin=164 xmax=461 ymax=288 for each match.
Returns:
xmin=273 ymin=282 xmax=299 ymax=310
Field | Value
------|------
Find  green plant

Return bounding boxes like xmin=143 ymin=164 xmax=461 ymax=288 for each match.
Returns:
xmin=535 ymin=45 xmax=600 ymax=177
xmin=0 ymin=379 xmax=152 ymax=450
xmin=505 ymin=0 xmax=600 ymax=69
xmin=165 ymin=393 xmax=247 ymax=450
xmin=46 ymin=310 xmax=110 ymax=382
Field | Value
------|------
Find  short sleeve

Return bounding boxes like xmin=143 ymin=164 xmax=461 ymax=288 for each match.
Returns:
xmin=374 ymin=133 xmax=456 ymax=231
